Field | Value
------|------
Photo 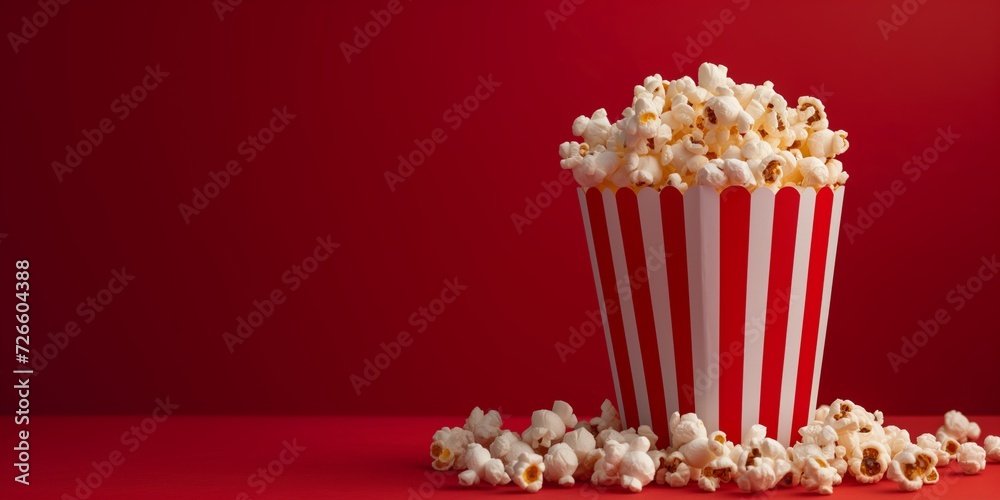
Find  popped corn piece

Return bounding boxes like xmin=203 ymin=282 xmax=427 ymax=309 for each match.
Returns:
xmin=813 ymin=405 xmax=831 ymax=422
xmin=501 ymin=441 xmax=534 ymax=473
xmin=939 ymin=410 xmax=980 ymax=443
xmin=512 ymin=452 xmax=545 ymax=493
xmin=884 ymin=425 xmax=912 ymax=458
xmin=590 ymin=399 xmax=622 ymax=433
xmin=592 ymin=439 xmax=628 ymax=486
xmin=523 ymin=402 xmax=577 ymax=449
xmin=916 ymin=433 xmax=950 ymax=466
xmin=625 ymin=97 xmax=664 ymax=140
xmin=562 ymin=427 xmax=596 ymax=462
xmin=797 ymin=157 xmax=829 ymax=188
xmin=696 ymin=160 xmax=728 ymax=190
xmin=705 ymin=93 xmax=743 ymax=129
xmin=630 ymin=155 xmax=663 ymax=188
xmin=698 ymin=455 xmax=737 ymax=492
xmin=800 ymin=455 xmax=841 ymax=495
xmin=483 ymin=458 xmax=511 ymax=486
xmin=458 ymin=444 xmax=511 ymax=486
xmin=984 ymin=435 xmax=1000 ymax=462
xmin=736 ymin=456 xmax=781 ymax=492
xmin=551 ymin=400 xmax=578 ymax=429
xmin=887 ymin=445 xmax=937 ymax=491
xmin=806 ymin=129 xmax=849 ymax=159
xmin=796 ymin=97 xmax=828 ymax=130
xmin=848 ymin=441 xmax=889 ymax=484
xmin=488 ymin=430 xmax=521 ymax=461
xmin=620 ymin=425 xmax=659 ymax=449
xmin=722 ymin=158 xmax=756 ymax=188
xmin=464 ymin=407 xmax=503 ymax=446
xmin=936 ymin=430 xmax=961 ymax=458
xmin=596 ymin=428 xmax=626 ymax=449
xmin=956 ymin=442 xmax=987 ymax=474
xmin=619 ymin=437 xmax=656 ymax=492
xmin=669 ymin=412 xmax=708 ymax=448
xmin=655 ymin=450 xmax=691 ymax=487
xmin=680 ymin=436 xmax=727 ymax=469
xmin=665 ymin=172 xmax=688 ymax=191
xmin=543 ymin=443 xmax=579 ymax=486
xmin=430 ymin=426 xmax=474 ymax=471
xmin=572 ymin=109 xmax=612 ymax=147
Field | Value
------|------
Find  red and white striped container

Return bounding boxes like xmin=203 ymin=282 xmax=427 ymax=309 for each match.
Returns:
xmin=578 ymin=185 xmax=845 ymax=446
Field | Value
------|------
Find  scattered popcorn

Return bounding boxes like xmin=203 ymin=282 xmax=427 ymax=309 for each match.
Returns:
xmin=655 ymin=451 xmax=691 ymax=487
xmin=542 ymin=443 xmax=578 ymax=486
xmin=916 ymin=433 xmax=950 ymax=466
xmin=938 ymin=410 xmax=981 ymax=443
xmin=459 ymin=444 xmax=511 ymax=486
xmin=551 ymin=400 xmax=578 ymax=429
xmin=562 ymin=427 xmax=596 ymax=461
xmin=512 ymin=452 xmax=545 ymax=493
xmin=883 ymin=425 xmax=912 ymax=458
xmin=596 ymin=428 xmax=626 ymax=449
xmin=558 ymin=63 xmax=849 ymax=191
xmin=985 ymin=435 xmax=1000 ymax=462
xmin=956 ymin=442 xmax=987 ymax=474
xmin=620 ymin=425 xmax=659 ymax=449
xmin=589 ymin=399 xmax=622 ymax=433
xmin=489 ymin=430 xmax=532 ymax=470
xmin=669 ymin=412 xmax=708 ymax=449
xmin=800 ymin=455 xmax=842 ymax=495
xmin=523 ymin=402 xmax=572 ymax=450
xmin=592 ymin=439 xmax=628 ymax=486
xmin=464 ymin=407 xmax=503 ymax=446
xmin=679 ymin=435 xmax=727 ymax=470
xmin=736 ymin=456 xmax=782 ymax=492
xmin=618 ymin=437 xmax=656 ymax=492
xmin=848 ymin=441 xmax=890 ymax=483
xmin=936 ymin=430 xmax=962 ymax=458
xmin=887 ymin=445 xmax=938 ymax=491
xmin=430 ymin=426 xmax=474 ymax=471
xmin=698 ymin=455 xmax=737 ymax=492
xmin=432 ymin=400 xmax=993 ymax=494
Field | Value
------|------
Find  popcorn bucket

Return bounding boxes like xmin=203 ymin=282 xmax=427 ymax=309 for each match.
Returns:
xmin=578 ymin=185 xmax=845 ymax=446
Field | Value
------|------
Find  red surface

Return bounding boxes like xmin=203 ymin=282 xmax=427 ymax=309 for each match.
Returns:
xmin=3 ymin=415 xmax=998 ymax=499
xmin=1 ymin=0 xmax=999 ymax=419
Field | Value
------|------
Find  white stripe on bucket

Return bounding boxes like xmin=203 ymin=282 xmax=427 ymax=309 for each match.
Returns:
xmin=684 ymin=186 xmax=722 ymax=432
xmin=777 ymin=187 xmax=816 ymax=445
xmin=742 ymin=188 xmax=775 ymax=436
xmin=637 ymin=188 xmax=679 ymax=419
xmin=809 ymin=188 xmax=846 ymax=414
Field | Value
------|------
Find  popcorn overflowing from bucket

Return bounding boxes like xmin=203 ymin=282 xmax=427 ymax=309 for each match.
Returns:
xmin=558 ymin=62 xmax=849 ymax=191
xmin=430 ymin=401 xmax=996 ymax=494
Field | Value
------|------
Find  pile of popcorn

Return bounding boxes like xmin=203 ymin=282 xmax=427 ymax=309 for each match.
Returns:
xmin=429 ymin=400 xmax=999 ymax=494
xmin=558 ymin=62 xmax=850 ymax=192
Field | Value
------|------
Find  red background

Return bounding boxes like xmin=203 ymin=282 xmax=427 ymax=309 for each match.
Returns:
xmin=2 ymin=0 xmax=999 ymax=421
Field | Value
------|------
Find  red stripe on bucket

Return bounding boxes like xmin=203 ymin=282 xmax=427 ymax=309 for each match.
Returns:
xmin=758 ymin=188 xmax=800 ymax=437
xmin=585 ymin=188 xmax=640 ymax=426
xmin=718 ymin=187 xmax=750 ymax=439
xmin=792 ymin=188 xmax=835 ymax=436
xmin=660 ymin=187 xmax=695 ymax=415
xmin=617 ymin=189 xmax=669 ymax=434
